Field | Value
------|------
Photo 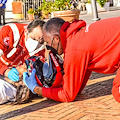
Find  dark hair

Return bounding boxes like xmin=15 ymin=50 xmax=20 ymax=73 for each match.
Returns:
xmin=27 ymin=19 xmax=45 ymax=33
xmin=43 ymin=17 xmax=65 ymax=35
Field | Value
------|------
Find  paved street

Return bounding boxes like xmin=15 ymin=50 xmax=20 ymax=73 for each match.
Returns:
xmin=80 ymin=9 xmax=120 ymax=24
xmin=0 ymin=72 xmax=118 ymax=120
xmin=0 ymin=9 xmax=120 ymax=120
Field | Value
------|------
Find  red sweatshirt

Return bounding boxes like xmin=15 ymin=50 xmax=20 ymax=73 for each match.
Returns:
xmin=0 ymin=23 xmax=27 ymax=75
xmin=0 ymin=23 xmax=45 ymax=75
xmin=42 ymin=17 xmax=120 ymax=102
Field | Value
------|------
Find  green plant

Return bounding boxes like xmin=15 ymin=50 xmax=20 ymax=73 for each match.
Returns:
xmin=33 ymin=8 xmax=42 ymax=19
xmin=27 ymin=8 xmax=34 ymax=14
xmin=42 ymin=0 xmax=53 ymax=15
xmin=38 ymin=0 xmax=53 ymax=19
xmin=39 ymin=0 xmax=79 ymax=19
xmin=86 ymin=0 xmax=106 ymax=7
xmin=52 ymin=0 xmax=72 ymax=11
xmin=96 ymin=0 xmax=106 ymax=7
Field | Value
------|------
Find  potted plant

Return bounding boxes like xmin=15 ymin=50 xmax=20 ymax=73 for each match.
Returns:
xmin=27 ymin=8 xmax=34 ymax=20
xmin=51 ymin=0 xmax=80 ymax=22
xmin=85 ymin=0 xmax=109 ymax=14
xmin=103 ymin=0 xmax=110 ymax=11
xmin=97 ymin=0 xmax=106 ymax=7
xmin=96 ymin=0 xmax=110 ymax=11
xmin=34 ymin=8 xmax=42 ymax=19
xmin=12 ymin=1 xmax=24 ymax=19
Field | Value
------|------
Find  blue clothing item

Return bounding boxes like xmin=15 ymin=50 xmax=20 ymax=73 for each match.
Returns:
xmin=23 ymin=69 xmax=38 ymax=94
xmin=8 ymin=68 xmax=19 ymax=82
xmin=0 ymin=0 xmax=7 ymax=8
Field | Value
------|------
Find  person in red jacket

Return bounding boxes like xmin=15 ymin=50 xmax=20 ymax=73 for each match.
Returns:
xmin=23 ymin=17 xmax=120 ymax=103
xmin=0 ymin=19 xmax=45 ymax=104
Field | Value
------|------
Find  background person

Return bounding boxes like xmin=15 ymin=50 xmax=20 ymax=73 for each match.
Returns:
xmin=0 ymin=0 xmax=7 ymax=25
xmin=0 ymin=19 xmax=45 ymax=104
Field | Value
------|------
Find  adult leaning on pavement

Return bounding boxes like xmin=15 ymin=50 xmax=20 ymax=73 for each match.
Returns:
xmin=0 ymin=19 xmax=45 ymax=104
xmin=23 ymin=17 xmax=120 ymax=103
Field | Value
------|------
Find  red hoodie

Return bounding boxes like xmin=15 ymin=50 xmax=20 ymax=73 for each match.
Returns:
xmin=42 ymin=17 xmax=120 ymax=102
xmin=0 ymin=23 xmax=45 ymax=75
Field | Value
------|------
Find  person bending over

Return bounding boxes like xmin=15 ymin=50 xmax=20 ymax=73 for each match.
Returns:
xmin=24 ymin=17 xmax=120 ymax=103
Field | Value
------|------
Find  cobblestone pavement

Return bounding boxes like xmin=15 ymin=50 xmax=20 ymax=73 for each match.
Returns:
xmin=0 ymin=72 xmax=119 ymax=120
xmin=0 ymin=9 xmax=120 ymax=120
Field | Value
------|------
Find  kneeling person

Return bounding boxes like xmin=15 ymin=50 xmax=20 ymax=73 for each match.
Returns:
xmin=0 ymin=19 xmax=45 ymax=104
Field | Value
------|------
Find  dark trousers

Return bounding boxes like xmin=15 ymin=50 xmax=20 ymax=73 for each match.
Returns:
xmin=0 ymin=8 xmax=5 ymax=24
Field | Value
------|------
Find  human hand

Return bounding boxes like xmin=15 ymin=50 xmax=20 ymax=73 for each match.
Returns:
xmin=8 ymin=68 xmax=19 ymax=82
xmin=23 ymin=68 xmax=38 ymax=94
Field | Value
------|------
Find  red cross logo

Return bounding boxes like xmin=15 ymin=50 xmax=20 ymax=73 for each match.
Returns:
xmin=3 ymin=37 xmax=10 ymax=46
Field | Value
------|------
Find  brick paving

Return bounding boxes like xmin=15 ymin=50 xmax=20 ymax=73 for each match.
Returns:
xmin=0 ymin=72 xmax=120 ymax=120
xmin=0 ymin=8 xmax=120 ymax=120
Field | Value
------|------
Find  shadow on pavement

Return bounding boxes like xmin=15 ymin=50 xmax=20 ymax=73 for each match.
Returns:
xmin=89 ymin=72 xmax=116 ymax=80
xmin=0 ymin=79 xmax=114 ymax=119
xmin=0 ymin=99 xmax=59 ymax=120
xmin=0 ymin=72 xmax=115 ymax=119
xmin=75 ymin=78 xmax=113 ymax=101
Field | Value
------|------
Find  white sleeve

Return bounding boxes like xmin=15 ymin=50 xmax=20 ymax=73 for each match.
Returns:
xmin=0 ymin=49 xmax=3 ymax=57
xmin=0 ymin=79 xmax=16 ymax=104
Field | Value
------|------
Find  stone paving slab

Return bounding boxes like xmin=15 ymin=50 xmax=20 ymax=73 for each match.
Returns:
xmin=0 ymin=73 xmax=120 ymax=120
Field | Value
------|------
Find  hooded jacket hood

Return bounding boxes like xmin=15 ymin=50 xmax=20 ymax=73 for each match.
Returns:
xmin=60 ymin=20 xmax=86 ymax=52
